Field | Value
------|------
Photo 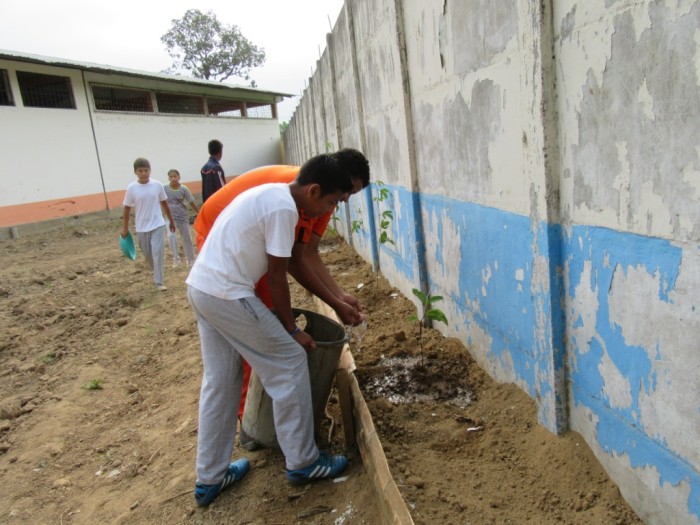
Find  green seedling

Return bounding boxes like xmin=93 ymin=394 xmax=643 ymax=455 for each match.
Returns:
xmin=42 ymin=353 xmax=57 ymax=365
xmin=374 ymin=181 xmax=394 ymax=248
xmin=372 ymin=181 xmax=395 ymax=285
xmin=327 ymin=210 xmax=341 ymax=236
xmin=379 ymin=210 xmax=395 ymax=245
xmin=351 ymin=205 xmax=364 ymax=236
xmin=82 ymin=378 xmax=104 ymax=390
xmin=407 ymin=288 xmax=449 ymax=365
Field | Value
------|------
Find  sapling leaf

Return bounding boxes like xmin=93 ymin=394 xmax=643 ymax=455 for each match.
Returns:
xmin=379 ymin=231 xmax=394 ymax=245
xmin=427 ymin=309 xmax=448 ymax=325
xmin=411 ymin=289 xmax=428 ymax=303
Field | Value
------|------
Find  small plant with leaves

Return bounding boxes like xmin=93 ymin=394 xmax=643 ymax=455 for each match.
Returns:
xmin=378 ymin=210 xmax=394 ymax=246
xmin=408 ymin=288 xmax=449 ymax=365
xmin=374 ymin=181 xmax=394 ymax=247
xmin=82 ymin=378 xmax=104 ymax=390
xmin=42 ymin=352 xmax=58 ymax=365
xmin=350 ymin=205 xmax=364 ymax=236
xmin=327 ymin=210 xmax=342 ymax=236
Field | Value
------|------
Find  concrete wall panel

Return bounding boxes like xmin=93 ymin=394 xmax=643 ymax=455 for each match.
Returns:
xmin=556 ymin=1 xmax=700 ymax=241
xmin=310 ymin=68 xmax=326 ymax=154
xmin=320 ymin=48 xmax=339 ymax=150
xmin=451 ymin=0 xmax=520 ymax=75
xmin=332 ymin=5 xmax=364 ymax=151
xmin=284 ymin=0 xmax=700 ymax=522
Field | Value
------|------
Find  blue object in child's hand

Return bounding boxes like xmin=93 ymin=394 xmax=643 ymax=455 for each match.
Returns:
xmin=120 ymin=232 xmax=136 ymax=260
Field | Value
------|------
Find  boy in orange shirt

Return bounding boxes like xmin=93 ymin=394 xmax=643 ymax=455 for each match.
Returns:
xmin=194 ymin=149 xmax=370 ymax=420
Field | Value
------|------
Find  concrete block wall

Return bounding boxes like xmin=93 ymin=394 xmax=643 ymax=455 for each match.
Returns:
xmin=282 ymin=1 xmax=700 ymax=522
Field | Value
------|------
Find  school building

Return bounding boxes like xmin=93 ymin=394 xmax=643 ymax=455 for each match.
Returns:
xmin=0 ymin=49 xmax=289 ymax=231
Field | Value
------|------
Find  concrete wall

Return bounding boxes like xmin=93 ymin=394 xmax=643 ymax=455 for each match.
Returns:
xmin=283 ymin=1 xmax=700 ymax=523
xmin=0 ymin=60 xmax=282 ymax=227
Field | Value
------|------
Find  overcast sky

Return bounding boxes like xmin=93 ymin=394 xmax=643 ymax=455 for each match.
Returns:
xmin=0 ymin=0 xmax=344 ymax=122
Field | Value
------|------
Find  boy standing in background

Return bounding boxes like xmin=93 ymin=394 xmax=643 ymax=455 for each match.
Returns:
xmin=200 ymin=139 xmax=225 ymax=202
xmin=121 ymin=157 xmax=176 ymax=291
xmin=164 ymin=169 xmax=199 ymax=268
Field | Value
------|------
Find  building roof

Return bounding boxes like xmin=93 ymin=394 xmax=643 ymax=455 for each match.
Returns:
xmin=0 ymin=48 xmax=291 ymax=103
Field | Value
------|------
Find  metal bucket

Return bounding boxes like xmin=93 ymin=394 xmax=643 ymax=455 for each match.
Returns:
xmin=241 ymin=308 xmax=348 ymax=449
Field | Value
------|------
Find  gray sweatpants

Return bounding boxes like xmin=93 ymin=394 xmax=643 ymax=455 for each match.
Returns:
xmin=136 ymin=225 xmax=166 ymax=286
xmin=167 ymin=219 xmax=196 ymax=265
xmin=187 ymin=286 xmax=318 ymax=485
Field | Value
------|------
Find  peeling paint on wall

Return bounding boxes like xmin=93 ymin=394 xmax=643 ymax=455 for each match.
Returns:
xmin=566 ymin=3 xmax=700 ymax=240
xmin=450 ymin=0 xmax=519 ymax=74
xmin=565 ymin=224 xmax=699 ymax=523
xmin=286 ymin=1 xmax=700 ymax=522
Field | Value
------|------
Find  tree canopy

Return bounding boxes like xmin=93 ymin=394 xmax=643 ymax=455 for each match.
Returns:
xmin=161 ymin=9 xmax=266 ymax=83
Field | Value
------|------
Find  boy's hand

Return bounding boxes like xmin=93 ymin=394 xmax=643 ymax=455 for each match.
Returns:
xmin=293 ymin=330 xmax=316 ymax=352
xmin=168 ymin=220 xmax=176 ymax=233
xmin=339 ymin=293 xmax=363 ymax=313
xmin=335 ymin=301 xmax=365 ymax=326
xmin=120 ymin=228 xmax=129 ymax=238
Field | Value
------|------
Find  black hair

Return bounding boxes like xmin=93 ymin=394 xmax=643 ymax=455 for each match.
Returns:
xmin=208 ymin=140 xmax=223 ymax=156
xmin=296 ymin=154 xmax=353 ymax=196
xmin=332 ymin=148 xmax=370 ymax=188
xmin=133 ymin=157 xmax=150 ymax=170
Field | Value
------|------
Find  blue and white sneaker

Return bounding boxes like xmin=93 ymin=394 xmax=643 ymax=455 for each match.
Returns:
xmin=194 ymin=458 xmax=250 ymax=507
xmin=286 ymin=452 xmax=348 ymax=485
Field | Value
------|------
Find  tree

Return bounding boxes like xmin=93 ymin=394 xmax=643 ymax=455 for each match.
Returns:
xmin=161 ymin=9 xmax=265 ymax=83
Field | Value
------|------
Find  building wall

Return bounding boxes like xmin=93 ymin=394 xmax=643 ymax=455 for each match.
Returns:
xmin=0 ymin=60 xmax=283 ymax=227
xmin=0 ymin=60 xmax=104 ymax=208
xmin=283 ymin=1 xmax=700 ymax=523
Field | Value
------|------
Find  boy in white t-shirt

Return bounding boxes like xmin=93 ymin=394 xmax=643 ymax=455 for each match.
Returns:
xmin=186 ymin=154 xmax=353 ymax=507
xmin=121 ymin=158 xmax=176 ymax=291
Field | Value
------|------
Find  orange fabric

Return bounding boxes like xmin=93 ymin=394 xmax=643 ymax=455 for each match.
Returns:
xmin=194 ymin=165 xmax=299 ymax=251
xmin=238 ymin=362 xmax=252 ymax=420
xmin=195 ymin=165 xmax=334 ymax=251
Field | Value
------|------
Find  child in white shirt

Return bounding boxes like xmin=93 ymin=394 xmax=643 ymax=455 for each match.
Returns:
xmin=121 ymin=157 xmax=175 ymax=291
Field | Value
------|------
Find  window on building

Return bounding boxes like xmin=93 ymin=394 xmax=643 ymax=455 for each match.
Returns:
xmin=90 ymin=83 xmax=276 ymax=120
xmin=155 ymin=92 xmax=204 ymax=115
xmin=206 ymin=97 xmax=244 ymax=117
xmin=16 ymin=71 xmax=75 ymax=109
xmin=92 ymin=84 xmax=153 ymax=112
xmin=246 ymin=102 xmax=273 ymax=119
xmin=0 ymin=70 xmax=13 ymax=106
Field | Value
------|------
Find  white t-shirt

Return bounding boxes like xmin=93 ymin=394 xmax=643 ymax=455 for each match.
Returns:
xmin=186 ymin=183 xmax=298 ymax=300
xmin=123 ymin=180 xmax=167 ymax=233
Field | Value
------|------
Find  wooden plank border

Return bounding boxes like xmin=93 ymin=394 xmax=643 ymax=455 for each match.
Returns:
xmin=315 ymin=299 xmax=414 ymax=525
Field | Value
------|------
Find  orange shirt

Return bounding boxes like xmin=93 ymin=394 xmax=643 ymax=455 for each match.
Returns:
xmin=194 ymin=165 xmax=332 ymax=251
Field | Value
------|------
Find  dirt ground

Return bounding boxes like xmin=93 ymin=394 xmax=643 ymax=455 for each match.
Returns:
xmin=0 ymin=217 xmax=644 ymax=525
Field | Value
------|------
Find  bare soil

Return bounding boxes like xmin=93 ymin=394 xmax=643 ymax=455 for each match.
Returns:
xmin=0 ymin=218 xmax=643 ymax=525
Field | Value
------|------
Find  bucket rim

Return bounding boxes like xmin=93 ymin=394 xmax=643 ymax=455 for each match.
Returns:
xmin=291 ymin=307 xmax=349 ymax=346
